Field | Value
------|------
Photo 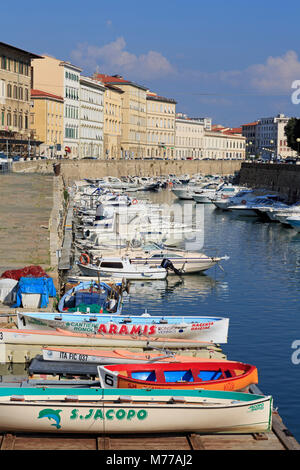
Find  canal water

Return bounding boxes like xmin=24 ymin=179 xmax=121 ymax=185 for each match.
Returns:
xmin=1 ymin=178 xmax=299 ymax=442
xmin=120 ymin=189 xmax=300 ymax=442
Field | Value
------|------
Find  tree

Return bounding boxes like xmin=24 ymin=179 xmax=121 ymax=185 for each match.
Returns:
xmin=284 ymin=118 xmax=300 ymax=152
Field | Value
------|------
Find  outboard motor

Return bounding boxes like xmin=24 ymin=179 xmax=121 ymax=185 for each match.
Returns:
xmin=161 ymin=258 xmax=182 ymax=277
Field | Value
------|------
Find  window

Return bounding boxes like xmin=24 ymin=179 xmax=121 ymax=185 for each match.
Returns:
xmin=1 ymin=56 xmax=7 ymax=70
xmin=100 ymin=262 xmax=123 ymax=269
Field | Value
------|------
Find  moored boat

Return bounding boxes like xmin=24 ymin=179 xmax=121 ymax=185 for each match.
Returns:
xmin=98 ymin=361 xmax=258 ymax=391
xmin=58 ymin=280 xmax=123 ymax=314
xmin=0 ymin=327 xmax=225 ymax=351
xmin=17 ymin=312 xmax=230 ymax=343
xmin=77 ymin=256 xmax=168 ymax=280
xmin=0 ymin=387 xmax=273 ymax=434
xmin=42 ymin=346 xmax=227 ymax=364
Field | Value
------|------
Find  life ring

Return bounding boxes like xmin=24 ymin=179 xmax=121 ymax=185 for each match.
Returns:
xmin=241 ymin=200 xmax=247 ymax=204
xmin=79 ymin=253 xmax=90 ymax=265
xmin=132 ymin=199 xmax=138 ymax=205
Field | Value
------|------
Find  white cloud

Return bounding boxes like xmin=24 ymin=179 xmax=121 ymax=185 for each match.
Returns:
xmin=71 ymin=37 xmax=176 ymax=80
xmin=218 ymin=50 xmax=300 ymax=93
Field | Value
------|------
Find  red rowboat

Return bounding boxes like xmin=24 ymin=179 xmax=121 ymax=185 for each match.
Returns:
xmin=98 ymin=360 xmax=258 ymax=392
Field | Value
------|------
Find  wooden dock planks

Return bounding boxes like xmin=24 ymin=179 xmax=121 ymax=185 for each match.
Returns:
xmin=0 ymin=412 xmax=298 ymax=451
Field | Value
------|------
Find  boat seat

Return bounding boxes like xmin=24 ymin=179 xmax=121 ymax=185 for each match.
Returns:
xmin=131 ymin=371 xmax=157 ymax=382
xmin=164 ymin=370 xmax=194 ymax=383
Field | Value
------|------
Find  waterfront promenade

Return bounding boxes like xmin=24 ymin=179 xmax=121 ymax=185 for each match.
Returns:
xmin=0 ymin=173 xmax=54 ymax=275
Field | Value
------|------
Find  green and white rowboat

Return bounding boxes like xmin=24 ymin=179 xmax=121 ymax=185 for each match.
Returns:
xmin=0 ymin=387 xmax=272 ymax=434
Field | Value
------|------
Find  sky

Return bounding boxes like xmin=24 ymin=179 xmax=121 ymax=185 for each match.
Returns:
xmin=4 ymin=0 xmax=300 ymax=127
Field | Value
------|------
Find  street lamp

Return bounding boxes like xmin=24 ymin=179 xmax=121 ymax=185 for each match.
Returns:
xmin=28 ymin=132 xmax=31 ymax=160
xmin=296 ymin=138 xmax=300 ymax=157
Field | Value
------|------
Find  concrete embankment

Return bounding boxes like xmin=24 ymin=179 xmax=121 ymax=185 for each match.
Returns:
xmin=12 ymin=159 xmax=242 ymax=184
xmin=239 ymin=162 xmax=300 ymax=202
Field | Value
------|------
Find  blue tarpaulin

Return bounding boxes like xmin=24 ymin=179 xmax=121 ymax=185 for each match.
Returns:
xmin=12 ymin=277 xmax=56 ymax=308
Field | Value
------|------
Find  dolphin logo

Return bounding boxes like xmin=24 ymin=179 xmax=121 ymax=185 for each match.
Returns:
xmin=38 ymin=409 xmax=62 ymax=429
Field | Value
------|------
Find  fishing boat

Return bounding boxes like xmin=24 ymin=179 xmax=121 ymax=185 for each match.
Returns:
xmin=17 ymin=312 xmax=230 ymax=343
xmin=98 ymin=361 xmax=258 ymax=392
xmin=77 ymin=256 xmax=168 ymax=280
xmin=0 ymin=387 xmax=273 ymax=434
xmin=58 ymin=280 xmax=123 ymax=314
xmin=42 ymin=346 xmax=227 ymax=364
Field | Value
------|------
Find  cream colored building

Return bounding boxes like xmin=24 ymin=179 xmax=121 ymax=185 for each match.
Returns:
xmin=146 ymin=92 xmax=176 ymax=159
xmin=30 ymin=89 xmax=64 ymax=158
xmin=80 ymin=76 xmax=105 ymax=159
xmin=175 ymin=114 xmax=205 ymax=159
xmin=100 ymin=82 xmax=123 ymax=159
xmin=94 ymin=73 xmax=147 ymax=159
xmin=0 ymin=41 xmax=42 ymax=156
xmin=32 ymin=54 xmax=82 ymax=158
xmin=203 ymin=126 xmax=246 ymax=159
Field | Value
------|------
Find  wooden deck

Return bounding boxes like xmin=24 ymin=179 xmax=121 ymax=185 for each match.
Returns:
xmin=0 ymin=410 xmax=299 ymax=451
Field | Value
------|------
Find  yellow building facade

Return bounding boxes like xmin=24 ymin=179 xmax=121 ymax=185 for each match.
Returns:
xmin=102 ymin=82 xmax=123 ymax=159
xmin=31 ymin=89 xmax=64 ymax=157
xmin=0 ymin=41 xmax=42 ymax=156
xmin=146 ymin=92 xmax=176 ymax=159
xmin=94 ymin=74 xmax=147 ymax=159
xmin=32 ymin=54 xmax=82 ymax=158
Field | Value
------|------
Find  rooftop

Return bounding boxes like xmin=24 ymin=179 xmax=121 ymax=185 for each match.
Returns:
xmin=0 ymin=41 xmax=42 ymax=59
xmin=93 ymin=73 xmax=148 ymax=91
xmin=31 ymin=89 xmax=64 ymax=101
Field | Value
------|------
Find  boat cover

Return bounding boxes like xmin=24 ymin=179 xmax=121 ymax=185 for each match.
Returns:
xmin=11 ymin=277 xmax=56 ymax=308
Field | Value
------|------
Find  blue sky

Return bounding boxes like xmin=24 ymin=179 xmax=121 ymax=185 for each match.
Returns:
xmin=4 ymin=0 xmax=300 ymax=126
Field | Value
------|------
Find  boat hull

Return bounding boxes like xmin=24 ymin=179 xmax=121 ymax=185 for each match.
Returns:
xmin=17 ymin=312 xmax=230 ymax=343
xmin=42 ymin=346 xmax=227 ymax=365
xmin=0 ymin=387 xmax=273 ymax=434
xmin=0 ymin=328 xmax=223 ymax=351
xmin=77 ymin=263 xmax=167 ymax=280
xmin=98 ymin=361 xmax=258 ymax=392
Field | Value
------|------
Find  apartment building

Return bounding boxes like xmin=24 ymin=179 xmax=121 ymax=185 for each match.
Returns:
xmin=146 ymin=92 xmax=176 ymax=159
xmin=79 ymin=76 xmax=105 ymax=159
xmin=175 ymin=114 xmax=205 ymax=159
xmin=30 ymin=89 xmax=64 ymax=157
xmin=203 ymin=125 xmax=246 ymax=159
xmin=93 ymin=73 xmax=147 ymax=159
xmin=241 ymin=121 xmax=258 ymax=157
xmin=32 ymin=55 xmax=82 ymax=158
xmin=255 ymin=114 xmax=297 ymax=160
xmin=99 ymin=82 xmax=123 ymax=159
xmin=0 ymin=41 xmax=42 ymax=156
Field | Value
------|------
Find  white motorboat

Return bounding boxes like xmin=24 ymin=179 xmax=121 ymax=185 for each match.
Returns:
xmin=227 ymin=196 xmax=281 ymax=217
xmin=83 ymin=242 xmax=225 ymax=275
xmin=285 ymin=215 xmax=300 ymax=231
xmin=193 ymin=183 xmax=241 ymax=204
xmin=77 ymin=256 xmax=168 ymax=280
xmin=171 ymin=183 xmax=206 ymax=200
xmin=212 ymin=189 xmax=257 ymax=210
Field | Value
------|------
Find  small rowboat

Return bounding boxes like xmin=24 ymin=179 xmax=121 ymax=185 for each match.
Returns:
xmin=17 ymin=312 xmax=230 ymax=344
xmin=98 ymin=361 xmax=258 ymax=392
xmin=57 ymin=280 xmax=123 ymax=314
xmin=0 ymin=387 xmax=272 ymax=434
xmin=0 ymin=327 xmax=225 ymax=352
xmin=42 ymin=346 xmax=226 ymax=364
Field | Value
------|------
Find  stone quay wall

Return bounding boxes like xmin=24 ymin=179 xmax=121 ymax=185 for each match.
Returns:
xmin=239 ymin=162 xmax=300 ymax=203
xmin=12 ymin=159 xmax=242 ymax=184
